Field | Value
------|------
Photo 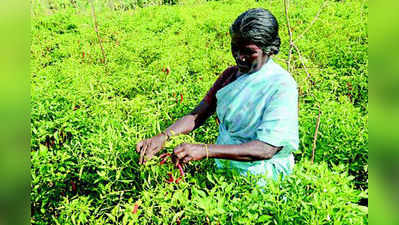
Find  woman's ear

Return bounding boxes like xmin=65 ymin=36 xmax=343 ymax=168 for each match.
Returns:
xmin=262 ymin=52 xmax=269 ymax=59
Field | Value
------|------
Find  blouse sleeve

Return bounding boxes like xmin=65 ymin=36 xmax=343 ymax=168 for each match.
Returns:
xmin=202 ymin=66 xmax=238 ymax=107
xmin=255 ymin=77 xmax=299 ymax=153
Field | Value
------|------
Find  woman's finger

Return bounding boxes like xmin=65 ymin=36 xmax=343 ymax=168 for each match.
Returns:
xmin=143 ymin=140 xmax=153 ymax=163
xmin=139 ymin=146 xmax=145 ymax=164
xmin=182 ymin=155 xmax=193 ymax=164
xmin=176 ymin=150 xmax=187 ymax=160
xmin=136 ymin=140 xmax=144 ymax=153
xmin=140 ymin=140 xmax=150 ymax=164
xmin=144 ymin=145 xmax=159 ymax=163
xmin=173 ymin=144 xmax=185 ymax=154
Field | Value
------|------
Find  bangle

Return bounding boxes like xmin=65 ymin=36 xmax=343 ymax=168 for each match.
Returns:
xmin=204 ymin=144 xmax=209 ymax=159
xmin=162 ymin=130 xmax=175 ymax=141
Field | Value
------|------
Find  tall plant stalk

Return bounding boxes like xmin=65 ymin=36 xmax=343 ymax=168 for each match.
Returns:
xmin=90 ymin=0 xmax=106 ymax=64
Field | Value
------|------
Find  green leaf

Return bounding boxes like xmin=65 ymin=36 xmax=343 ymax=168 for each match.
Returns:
xmin=258 ymin=214 xmax=272 ymax=222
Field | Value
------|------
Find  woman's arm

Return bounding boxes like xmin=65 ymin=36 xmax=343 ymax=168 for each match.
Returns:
xmin=137 ymin=66 xmax=237 ymax=164
xmin=163 ymin=100 xmax=216 ymax=137
xmin=164 ymin=66 xmax=237 ymax=138
xmin=174 ymin=140 xmax=282 ymax=163
xmin=136 ymin=100 xmax=215 ymax=164
xmin=207 ymin=140 xmax=282 ymax=161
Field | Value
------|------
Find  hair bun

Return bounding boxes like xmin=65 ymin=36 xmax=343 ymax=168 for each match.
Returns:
xmin=264 ymin=35 xmax=280 ymax=55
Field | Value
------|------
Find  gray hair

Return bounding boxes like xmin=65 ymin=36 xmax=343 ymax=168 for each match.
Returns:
xmin=230 ymin=8 xmax=281 ymax=55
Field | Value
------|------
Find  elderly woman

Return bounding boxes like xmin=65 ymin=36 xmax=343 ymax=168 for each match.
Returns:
xmin=136 ymin=8 xmax=298 ymax=183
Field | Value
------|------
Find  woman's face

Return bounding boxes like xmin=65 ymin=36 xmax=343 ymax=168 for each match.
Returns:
xmin=231 ymin=33 xmax=268 ymax=74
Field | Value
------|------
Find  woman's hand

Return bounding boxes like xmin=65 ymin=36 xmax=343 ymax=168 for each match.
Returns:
xmin=136 ymin=134 xmax=167 ymax=164
xmin=173 ymin=143 xmax=207 ymax=164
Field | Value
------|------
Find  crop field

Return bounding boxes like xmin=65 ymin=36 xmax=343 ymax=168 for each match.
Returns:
xmin=31 ymin=0 xmax=368 ymax=224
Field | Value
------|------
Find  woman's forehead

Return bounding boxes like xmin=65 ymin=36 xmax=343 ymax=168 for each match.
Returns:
xmin=231 ymin=33 xmax=246 ymax=42
xmin=231 ymin=34 xmax=261 ymax=49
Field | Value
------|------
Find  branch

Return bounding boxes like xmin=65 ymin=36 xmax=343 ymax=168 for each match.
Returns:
xmin=283 ymin=0 xmax=294 ymax=73
xmin=90 ymin=0 xmax=106 ymax=64
xmin=292 ymin=43 xmax=314 ymax=85
xmin=296 ymin=1 xmax=328 ymax=42
xmin=311 ymin=105 xmax=321 ymax=164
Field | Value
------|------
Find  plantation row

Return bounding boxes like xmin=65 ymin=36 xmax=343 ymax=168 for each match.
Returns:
xmin=31 ymin=0 xmax=368 ymax=224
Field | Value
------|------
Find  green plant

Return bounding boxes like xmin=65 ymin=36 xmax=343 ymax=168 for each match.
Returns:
xmin=31 ymin=0 xmax=368 ymax=223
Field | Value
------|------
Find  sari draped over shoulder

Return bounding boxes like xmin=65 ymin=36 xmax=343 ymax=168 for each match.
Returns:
xmin=213 ymin=59 xmax=299 ymax=183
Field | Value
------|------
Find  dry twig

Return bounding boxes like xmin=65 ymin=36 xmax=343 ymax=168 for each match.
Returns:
xmin=283 ymin=0 xmax=319 ymax=87
xmin=296 ymin=1 xmax=328 ymax=42
xmin=283 ymin=0 xmax=294 ymax=72
xmin=90 ymin=0 xmax=106 ymax=64
xmin=292 ymin=43 xmax=314 ymax=85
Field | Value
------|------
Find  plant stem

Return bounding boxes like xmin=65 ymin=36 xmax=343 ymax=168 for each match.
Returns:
xmin=90 ymin=0 xmax=106 ymax=64
xmin=292 ymin=43 xmax=314 ymax=85
xmin=283 ymin=0 xmax=293 ymax=73
xmin=296 ymin=1 xmax=328 ymax=42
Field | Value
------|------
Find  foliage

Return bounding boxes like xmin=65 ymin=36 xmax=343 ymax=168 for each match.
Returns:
xmin=298 ymin=96 xmax=368 ymax=189
xmin=31 ymin=0 xmax=368 ymax=224
xmin=127 ymin=160 xmax=367 ymax=225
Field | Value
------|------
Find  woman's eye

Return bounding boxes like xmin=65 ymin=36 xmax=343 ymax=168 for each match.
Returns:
xmin=242 ymin=49 xmax=254 ymax=55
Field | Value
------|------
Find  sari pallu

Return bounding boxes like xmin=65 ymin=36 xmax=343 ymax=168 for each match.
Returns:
xmin=214 ymin=59 xmax=299 ymax=184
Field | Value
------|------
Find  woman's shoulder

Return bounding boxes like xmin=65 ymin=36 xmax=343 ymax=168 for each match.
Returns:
xmin=266 ymin=60 xmax=297 ymax=88
xmin=213 ymin=65 xmax=239 ymax=86
xmin=220 ymin=65 xmax=239 ymax=79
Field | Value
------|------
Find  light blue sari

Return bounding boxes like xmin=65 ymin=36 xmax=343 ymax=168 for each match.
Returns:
xmin=214 ymin=58 xmax=299 ymax=185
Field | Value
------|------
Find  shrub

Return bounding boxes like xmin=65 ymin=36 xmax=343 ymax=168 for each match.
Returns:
xmin=50 ymin=160 xmax=367 ymax=224
xmin=31 ymin=0 xmax=368 ymax=223
xmin=297 ymin=96 xmax=368 ymax=189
